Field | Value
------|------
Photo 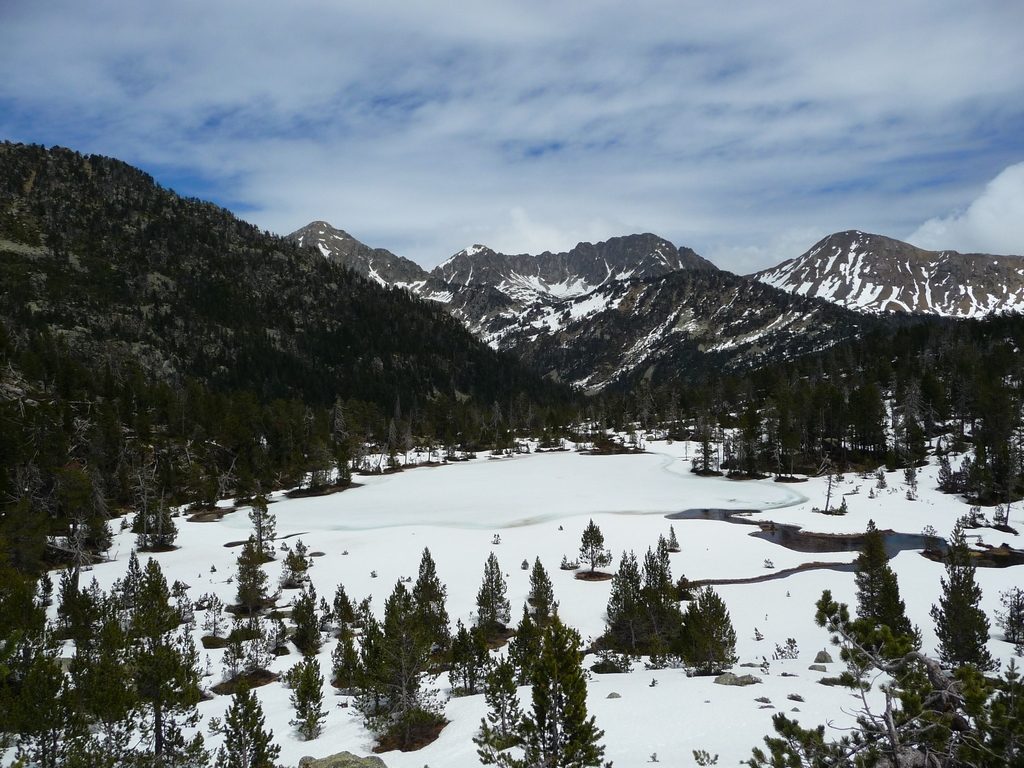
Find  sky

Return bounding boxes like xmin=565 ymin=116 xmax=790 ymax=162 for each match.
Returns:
xmin=1 ymin=0 xmax=1023 ymax=273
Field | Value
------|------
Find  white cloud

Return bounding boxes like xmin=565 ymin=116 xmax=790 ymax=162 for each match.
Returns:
xmin=1 ymin=0 xmax=1023 ymax=270
xmin=908 ymin=163 xmax=1024 ymax=256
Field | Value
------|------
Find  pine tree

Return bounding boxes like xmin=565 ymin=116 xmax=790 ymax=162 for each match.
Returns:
xmin=449 ymin=619 xmax=489 ymax=696
xmin=667 ymin=525 xmax=680 ymax=552
xmin=235 ymin=538 xmax=269 ymax=615
xmin=290 ymin=584 xmax=321 ymax=656
xmin=359 ymin=581 xmax=441 ymax=749
xmin=679 ymin=587 xmax=738 ymax=675
xmin=517 ymin=617 xmax=607 ymax=768
xmin=69 ymin=601 xmax=138 ymax=760
xmin=287 ymin=657 xmax=326 ymax=741
xmin=507 ymin=605 xmax=542 ymax=686
xmin=248 ymin=495 xmax=276 ymax=560
xmin=854 ymin=520 xmax=915 ymax=642
xmin=331 ymin=632 xmax=360 ymax=692
xmin=476 ymin=552 xmax=511 ymax=637
xmin=579 ymin=519 xmax=612 ymax=573
xmin=278 ymin=541 xmax=310 ymax=589
xmin=605 ymin=551 xmax=644 ymax=654
xmin=11 ymin=631 xmax=83 ymax=768
xmin=641 ymin=545 xmax=682 ymax=654
xmin=115 ymin=550 xmax=144 ymax=616
xmin=695 ymin=416 xmax=717 ymax=474
xmin=214 ymin=686 xmax=280 ymax=768
xmin=474 ymin=657 xmax=523 ymax=763
xmin=132 ymin=496 xmax=178 ymax=551
xmin=412 ymin=547 xmax=450 ymax=653
xmin=242 ymin=616 xmax=272 ymax=675
xmin=131 ymin=558 xmax=207 ymax=764
xmin=930 ymin=523 xmax=995 ymax=671
xmin=333 ymin=582 xmax=356 ymax=635
xmin=527 ymin=557 xmax=557 ymax=624
xmin=998 ymin=587 xmax=1024 ymax=647
xmin=202 ymin=594 xmax=226 ymax=640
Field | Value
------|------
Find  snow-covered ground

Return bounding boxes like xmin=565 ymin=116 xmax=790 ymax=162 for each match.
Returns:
xmin=73 ymin=442 xmax=1024 ymax=767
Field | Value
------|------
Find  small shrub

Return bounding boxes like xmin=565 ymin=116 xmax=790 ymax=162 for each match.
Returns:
xmin=773 ymin=638 xmax=799 ymax=660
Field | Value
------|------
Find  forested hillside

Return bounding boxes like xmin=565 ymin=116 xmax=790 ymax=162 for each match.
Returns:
xmin=0 ymin=143 xmax=573 ymax=577
xmin=598 ymin=314 xmax=1024 ymax=507
xmin=0 ymin=143 xmax=566 ymax=408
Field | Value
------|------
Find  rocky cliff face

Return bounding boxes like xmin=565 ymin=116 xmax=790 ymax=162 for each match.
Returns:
xmin=754 ymin=230 xmax=1024 ymax=318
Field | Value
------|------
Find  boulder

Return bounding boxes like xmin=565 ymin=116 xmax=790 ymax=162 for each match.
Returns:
xmin=813 ymin=650 xmax=834 ymax=664
xmin=606 ymin=691 xmax=622 ymax=699
xmin=808 ymin=664 xmax=828 ymax=672
xmin=298 ymin=752 xmax=388 ymax=768
xmin=714 ymin=672 xmax=762 ymax=686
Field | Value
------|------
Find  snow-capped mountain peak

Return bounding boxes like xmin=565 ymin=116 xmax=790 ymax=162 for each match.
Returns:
xmin=754 ymin=230 xmax=1024 ymax=318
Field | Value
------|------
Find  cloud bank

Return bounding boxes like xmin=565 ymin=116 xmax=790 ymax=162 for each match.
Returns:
xmin=1 ymin=0 xmax=1022 ymax=270
xmin=909 ymin=163 xmax=1024 ymax=256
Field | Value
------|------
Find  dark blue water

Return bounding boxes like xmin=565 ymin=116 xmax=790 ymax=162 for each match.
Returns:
xmin=666 ymin=508 xmax=943 ymax=558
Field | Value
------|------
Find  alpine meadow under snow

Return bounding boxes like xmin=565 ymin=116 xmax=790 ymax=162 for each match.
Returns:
xmin=30 ymin=440 xmax=1022 ymax=767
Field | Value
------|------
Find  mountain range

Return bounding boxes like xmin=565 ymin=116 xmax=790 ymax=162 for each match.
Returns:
xmin=289 ymin=222 xmax=1023 ymax=390
xmin=3 ymin=141 xmax=1020 ymax=401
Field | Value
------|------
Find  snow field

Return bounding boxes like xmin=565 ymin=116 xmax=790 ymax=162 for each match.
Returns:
xmin=76 ymin=441 xmax=1023 ymax=767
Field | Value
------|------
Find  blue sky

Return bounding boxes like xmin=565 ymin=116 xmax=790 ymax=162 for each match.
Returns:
xmin=2 ymin=0 xmax=1023 ymax=271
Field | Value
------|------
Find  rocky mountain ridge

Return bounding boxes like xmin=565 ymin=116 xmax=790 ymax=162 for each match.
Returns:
xmin=289 ymin=222 xmax=876 ymax=389
xmin=289 ymin=220 xmax=427 ymax=286
xmin=754 ymin=230 xmax=1024 ymax=318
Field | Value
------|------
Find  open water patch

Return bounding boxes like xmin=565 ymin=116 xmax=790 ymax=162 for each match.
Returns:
xmin=667 ymin=508 xmax=1024 ymax=568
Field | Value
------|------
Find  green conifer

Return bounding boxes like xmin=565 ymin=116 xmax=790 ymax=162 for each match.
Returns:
xmin=412 ymin=547 xmax=450 ymax=653
xmin=235 ymin=538 xmax=269 ymax=615
xmin=527 ymin=557 xmax=557 ymax=624
xmin=854 ymin=519 xmax=915 ymax=643
xmin=508 ymin=605 xmax=542 ymax=686
xmin=931 ymin=522 xmax=995 ymax=670
xmin=331 ymin=632 xmax=360 ymax=691
xmin=474 ymin=657 xmax=523 ymax=763
xmin=287 ymin=657 xmax=326 ymax=741
xmin=333 ymin=582 xmax=356 ymax=635
xmin=214 ymin=686 xmax=280 ymax=768
xmin=605 ymin=551 xmax=644 ymax=654
xmin=476 ymin=552 xmax=511 ymax=637
xmin=131 ymin=559 xmax=207 ymax=763
xmin=290 ymin=584 xmax=321 ymax=656
xmin=449 ymin=619 xmax=489 ymax=695
xmin=679 ymin=587 xmax=738 ymax=675
xmin=518 ymin=617 xmax=607 ymax=768
xmin=579 ymin=519 xmax=612 ymax=572
xmin=248 ymin=495 xmax=276 ymax=560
